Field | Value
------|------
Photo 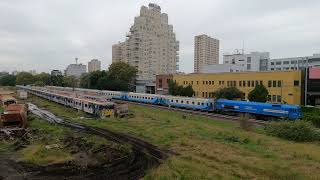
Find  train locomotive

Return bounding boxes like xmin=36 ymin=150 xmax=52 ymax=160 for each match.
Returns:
xmin=18 ymin=86 xmax=302 ymax=120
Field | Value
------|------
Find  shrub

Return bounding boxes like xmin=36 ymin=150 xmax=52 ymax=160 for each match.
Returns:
xmin=304 ymin=114 xmax=320 ymax=128
xmin=265 ymin=121 xmax=320 ymax=142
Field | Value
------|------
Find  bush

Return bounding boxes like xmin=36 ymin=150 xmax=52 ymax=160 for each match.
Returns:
xmin=303 ymin=114 xmax=320 ymax=128
xmin=265 ymin=121 xmax=320 ymax=142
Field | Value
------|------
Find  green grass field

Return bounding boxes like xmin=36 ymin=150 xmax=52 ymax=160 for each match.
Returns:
xmin=30 ymin=96 xmax=320 ymax=179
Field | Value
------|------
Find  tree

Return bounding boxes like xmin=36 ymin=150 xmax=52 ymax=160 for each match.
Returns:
xmin=108 ymin=62 xmax=137 ymax=91
xmin=63 ymin=76 xmax=78 ymax=89
xmin=50 ymin=75 xmax=64 ymax=86
xmin=34 ymin=80 xmax=45 ymax=87
xmin=248 ymin=84 xmax=269 ymax=102
xmin=212 ymin=87 xmax=244 ymax=100
xmin=0 ymin=75 xmax=16 ymax=86
xmin=168 ymin=80 xmax=195 ymax=97
xmin=16 ymin=72 xmax=35 ymax=85
xmin=35 ymin=73 xmax=51 ymax=85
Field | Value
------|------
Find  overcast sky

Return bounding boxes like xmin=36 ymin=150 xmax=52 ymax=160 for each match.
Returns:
xmin=0 ymin=0 xmax=319 ymax=73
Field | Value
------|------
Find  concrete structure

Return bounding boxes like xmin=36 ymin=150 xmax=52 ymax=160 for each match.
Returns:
xmin=269 ymin=54 xmax=320 ymax=71
xmin=202 ymin=64 xmax=244 ymax=73
xmin=173 ymin=71 xmax=302 ymax=105
xmin=194 ymin=34 xmax=219 ymax=73
xmin=65 ymin=64 xmax=86 ymax=77
xmin=223 ymin=52 xmax=270 ymax=71
xmin=88 ymin=59 xmax=101 ymax=72
xmin=156 ymin=74 xmax=173 ymax=95
xmin=113 ymin=3 xmax=179 ymax=93
xmin=51 ymin=70 xmax=62 ymax=76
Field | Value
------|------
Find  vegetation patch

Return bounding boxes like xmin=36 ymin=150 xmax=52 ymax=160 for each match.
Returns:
xmin=29 ymin=96 xmax=320 ymax=179
xmin=265 ymin=121 xmax=320 ymax=142
xmin=302 ymin=106 xmax=320 ymax=128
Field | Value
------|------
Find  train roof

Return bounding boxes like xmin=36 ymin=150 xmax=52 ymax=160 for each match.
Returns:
xmin=163 ymin=95 xmax=212 ymax=101
xmin=128 ymin=92 xmax=160 ymax=96
xmin=216 ymin=99 xmax=300 ymax=108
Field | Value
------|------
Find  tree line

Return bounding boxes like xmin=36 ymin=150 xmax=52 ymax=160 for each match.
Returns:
xmin=0 ymin=62 xmax=137 ymax=92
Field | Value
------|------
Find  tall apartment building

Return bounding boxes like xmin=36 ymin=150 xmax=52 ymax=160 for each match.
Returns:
xmin=223 ymin=52 xmax=270 ymax=71
xmin=88 ymin=59 xmax=101 ymax=72
xmin=194 ymin=34 xmax=219 ymax=73
xmin=269 ymin=54 xmax=320 ymax=71
xmin=65 ymin=64 xmax=86 ymax=77
xmin=112 ymin=42 xmax=127 ymax=63
xmin=112 ymin=3 xmax=179 ymax=93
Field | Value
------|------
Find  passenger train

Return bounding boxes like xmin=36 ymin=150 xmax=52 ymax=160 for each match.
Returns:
xmin=18 ymin=86 xmax=302 ymax=120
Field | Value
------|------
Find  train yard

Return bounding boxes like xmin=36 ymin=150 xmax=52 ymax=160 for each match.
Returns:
xmin=1 ymin=86 xmax=320 ymax=179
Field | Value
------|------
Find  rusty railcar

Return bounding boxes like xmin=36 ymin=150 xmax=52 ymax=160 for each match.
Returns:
xmin=0 ymin=104 xmax=27 ymax=129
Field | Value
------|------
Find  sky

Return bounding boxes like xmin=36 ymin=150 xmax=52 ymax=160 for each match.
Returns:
xmin=0 ymin=0 xmax=319 ymax=73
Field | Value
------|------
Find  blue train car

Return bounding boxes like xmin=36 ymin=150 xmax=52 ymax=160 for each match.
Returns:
xmin=100 ymin=90 xmax=127 ymax=100
xmin=215 ymin=99 xmax=302 ymax=120
xmin=161 ymin=95 xmax=214 ymax=111
xmin=127 ymin=92 xmax=160 ymax=104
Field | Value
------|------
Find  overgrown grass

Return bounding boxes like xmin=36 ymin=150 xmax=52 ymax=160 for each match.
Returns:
xmin=30 ymin=96 xmax=320 ymax=179
xmin=302 ymin=106 xmax=320 ymax=128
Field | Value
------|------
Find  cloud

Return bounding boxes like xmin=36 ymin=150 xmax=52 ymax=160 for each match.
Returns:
xmin=0 ymin=0 xmax=319 ymax=73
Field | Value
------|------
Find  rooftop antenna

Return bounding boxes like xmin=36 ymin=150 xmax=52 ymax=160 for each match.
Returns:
xmin=242 ymin=40 xmax=245 ymax=54
xmin=75 ymin=57 xmax=78 ymax=64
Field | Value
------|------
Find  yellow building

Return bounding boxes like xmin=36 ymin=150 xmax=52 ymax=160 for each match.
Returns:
xmin=173 ymin=71 xmax=302 ymax=105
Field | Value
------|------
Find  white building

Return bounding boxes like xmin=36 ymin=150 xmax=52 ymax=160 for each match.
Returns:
xmin=223 ymin=52 xmax=270 ymax=71
xmin=269 ymin=54 xmax=320 ymax=71
xmin=88 ymin=59 xmax=101 ymax=72
xmin=194 ymin=34 xmax=219 ymax=73
xmin=112 ymin=3 xmax=179 ymax=93
xmin=202 ymin=64 xmax=244 ymax=73
xmin=65 ymin=64 xmax=86 ymax=77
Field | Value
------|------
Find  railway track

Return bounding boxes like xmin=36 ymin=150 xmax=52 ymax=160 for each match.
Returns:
xmin=113 ymin=99 xmax=267 ymax=126
xmin=27 ymin=103 xmax=168 ymax=179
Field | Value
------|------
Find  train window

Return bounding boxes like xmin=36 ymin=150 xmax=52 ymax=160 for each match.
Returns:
xmin=171 ymin=100 xmax=173 ymax=102
xmin=181 ymin=100 xmax=184 ymax=103
xmin=192 ymin=102 xmax=195 ymax=104
xmin=198 ymin=102 xmax=200 ymax=105
xmin=201 ymin=103 xmax=204 ymax=106
xmin=186 ymin=101 xmax=189 ymax=104
xmin=176 ymin=100 xmax=178 ymax=103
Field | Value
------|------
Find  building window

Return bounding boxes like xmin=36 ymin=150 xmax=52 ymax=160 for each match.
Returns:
xmin=276 ymin=61 xmax=282 ymax=65
xmin=243 ymin=81 xmax=246 ymax=87
xmin=272 ymin=95 xmax=277 ymax=102
xmin=251 ymin=81 xmax=255 ymax=87
xmin=277 ymin=80 xmax=281 ymax=87
xmin=271 ymin=68 xmax=274 ymax=70
xmin=203 ymin=81 xmax=205 ymax=85
xmin=197 ymin=81 xmax=199 ymax=85
xmin=291 ymin=61 xmax=297 ymax=64
xmin=202 ymin=92 xmax=205 ymax=97
xmin=248 ymin=81 xmax=251 ymax=87
xmin=205 ymin=92 xmax=208 ymax=98
xmin=233 ymin=81 xmax=236 ymax=87
xmin=273 ymin=81 xmax=277 ymax=87
xmin=247 ymin=57 xmax=251 ymax=63
xmin=294 ymin=80 xmax=299 ymax=86
xmin=277 ymin=95 xmax=282 ymax=103
xmin=271 ymin=62 xmax=274 ymax=65
xmin=283 ymin=61 xmax=289 ymax=64
xmin=191 ymin=81 xmax=193 ymax=85
xmin=268 ymin=80 xmax=272 ymax=87
xmin=239 ymin=81 xmax=242 ymax=87
xmin=209 ymin=81 xmax=211 ymax=85
xmin=159 ymin=79 xmax=163 ymax=88
xmin=255 ymin=80 xmax=259 ymax=86
xmin=247 ymin=64 xmax=251 ymax=70
xmin=267 ymin=95 xmax=271 ymax=101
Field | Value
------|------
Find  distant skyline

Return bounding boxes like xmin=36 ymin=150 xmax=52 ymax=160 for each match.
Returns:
xmin=0 ymin=0 xmax=319 ymax=73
